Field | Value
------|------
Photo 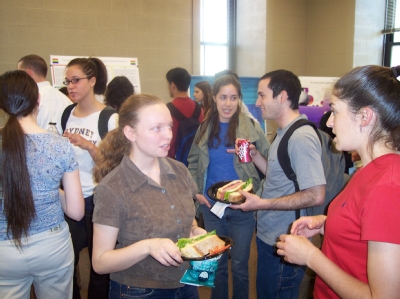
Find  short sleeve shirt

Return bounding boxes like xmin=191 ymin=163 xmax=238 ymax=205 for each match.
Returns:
xmin=64 ymin=108 xmax=118 ymax=197
xmin=93 ymin=155 xmax=198 ymax=289
xmin=257 ymin=115 xmax=326 ymax=245
xmin=314 ymin=153 xmax=400 ymax=299
xmin=0 ymin=133 xmax=78 ymax=240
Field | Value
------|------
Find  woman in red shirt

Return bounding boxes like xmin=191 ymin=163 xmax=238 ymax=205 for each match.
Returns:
xmin=276 ymin=65 xmax=400 ymax=299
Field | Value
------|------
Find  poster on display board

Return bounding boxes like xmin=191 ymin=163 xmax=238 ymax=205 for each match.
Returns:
xmin=298 ymin=76 xmax=338 ymax=125
xmin=49 ymin=55 xmax=141 ymax=94
xmin=190 ymin=75 xmax=338 ymax=132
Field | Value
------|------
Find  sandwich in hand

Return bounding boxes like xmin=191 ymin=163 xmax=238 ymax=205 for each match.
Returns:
xmin=216 ymin=178 xmax=253 ymax=202
xmin=177 ymin=230 xmax=229 ymax=258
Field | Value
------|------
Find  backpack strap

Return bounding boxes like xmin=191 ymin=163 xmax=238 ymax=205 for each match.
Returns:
xmin=167 ymin=102 xmax=185 ymax=121
xmin=61 ymin=103 xmax=78 ymax=134
xmin=277 ymin=119 xmax=321 ymax=219
xmin=192 ymin=101 xmax=201 ymax=119
xmin=61 ymin=103 xmax=117 ymax=140
xmin=98 ymin=106 xmax=117 ymax=139
xmin=167 ymin=101 xmax=201 ymax=121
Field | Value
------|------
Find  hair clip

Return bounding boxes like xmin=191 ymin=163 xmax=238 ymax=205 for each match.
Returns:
xmin=391 ymin=65 xmax=400 ymax=79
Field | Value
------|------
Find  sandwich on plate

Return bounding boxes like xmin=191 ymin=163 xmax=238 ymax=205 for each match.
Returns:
xmin=177 ymin=230 xmax=229 ymax=258
xmin=216 ymin=178 xmax=253 ymax=202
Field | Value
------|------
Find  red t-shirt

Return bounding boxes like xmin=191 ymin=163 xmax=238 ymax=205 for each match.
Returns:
xmin=167 ymin=97 xmax=204 ymax=159
xmin=314 ymin=154 xmax=400 ymax=298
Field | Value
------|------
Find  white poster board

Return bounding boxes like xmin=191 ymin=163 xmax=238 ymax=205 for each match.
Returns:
xmin=50 ymin=55 xmax=141 ymax=94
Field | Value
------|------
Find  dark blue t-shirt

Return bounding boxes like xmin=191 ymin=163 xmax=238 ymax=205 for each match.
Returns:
xmin=205 ymin=122 xmax=239 ymax=202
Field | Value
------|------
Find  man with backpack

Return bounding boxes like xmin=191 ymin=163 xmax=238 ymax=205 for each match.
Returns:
xmin=231 ymin=69 xmax=334 ymax=299
xmin=166 ymin=67 xmax=204 ymax=165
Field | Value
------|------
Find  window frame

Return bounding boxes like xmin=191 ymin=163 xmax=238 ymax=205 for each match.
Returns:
xmin=383 ymin=0 xmax=399 ymax=66
xmin=199 ymin=0 xmax=236 ymax=75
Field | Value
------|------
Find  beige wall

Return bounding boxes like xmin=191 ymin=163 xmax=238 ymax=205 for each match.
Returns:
xmin=353 ymin=0 xmax=385 ymax=67
xmin=306 ymin=0 xmax=356 ymax=77
xmin=236 ymin=0 xmax=385 ymax=78
xmin=236 ymin=0 xmax=267 ymax=77
xmin=0 ymin=0 xmax=387 ymax=97
xmin=265 ymin=0 xmax=309 ymax=75
xmin=0 ymin=0 xmax=193 ymax=102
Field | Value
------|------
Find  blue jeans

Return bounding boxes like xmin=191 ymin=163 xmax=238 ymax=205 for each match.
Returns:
xmin=201 ymin=203 xmax=255 ymax=299
xmin=108 ymin=280 xmax=199 ymax=299
xmin=256 ymin=236 xmax=306 ymax=299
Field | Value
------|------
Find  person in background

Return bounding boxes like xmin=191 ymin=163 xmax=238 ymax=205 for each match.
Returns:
xmin=92 ymin=94 xmax=206 ymax=299
xmin=166 ymin=67 xmax=204 ymax=159
xmin=18 ymin=54 xmax=72 ymax=134
xmin=230 ymin=70 xmax=326 ymax=299
xmin=0 ymin=70 xmax=84 ymax=299
xmin=193 ymin=81 xmax=212 ymax=117
xmin=59 ymin=86 xmax=74 ymax=102
xmin=104 ymin=76 xmax=134 ymax=112
xmin=276 ymin=65 xmax=400 ymax=299
xmin=214 ymin=69 xmax=259 ymax=124
xmin=188 ymin=75 xmax=270 ymax=299
xmin=319 ymin=110 xmax=353 ymax=175
xmin=63 ymin=57 xmax=118 ymax=299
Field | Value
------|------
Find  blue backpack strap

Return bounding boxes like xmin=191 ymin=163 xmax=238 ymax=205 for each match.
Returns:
xmin=98 ymin=106 xmax=117 ymax=139
xmin=277 ymin=119 xmax=321 ymax=219
xmin=61 ymin=103 xmax=78 ymax=134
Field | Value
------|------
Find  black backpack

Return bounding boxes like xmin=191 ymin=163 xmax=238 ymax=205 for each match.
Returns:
xmin=61 ymin=103 xmax=117 ymax=139
xmin=277 ymin=119 xmax=347 ymax=218
xmin=167 ymin=102 xmax=201 ymax=166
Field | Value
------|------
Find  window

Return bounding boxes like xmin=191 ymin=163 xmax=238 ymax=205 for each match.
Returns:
xmin=383 ymin=0 xmax=400 ymax=66
xmin=200 ymin=0 xmax=236 ymax=76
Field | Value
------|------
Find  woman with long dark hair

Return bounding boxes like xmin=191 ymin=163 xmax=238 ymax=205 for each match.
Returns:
xmin=0 ymin=70 xmax=83 ymax=298
xmin=276 ymin=65 xmax=400 ymax=299
xmin=62 ymin=57 xmax=118 ymax=299
xmin=193 ymin=81 xmax=212 ymax=117
xmin=188 ymin=75 xmax=270 ymax=299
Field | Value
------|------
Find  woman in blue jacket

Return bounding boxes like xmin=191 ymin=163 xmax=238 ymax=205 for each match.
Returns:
xmin=188 ymin=75 xmax=270 ymax=299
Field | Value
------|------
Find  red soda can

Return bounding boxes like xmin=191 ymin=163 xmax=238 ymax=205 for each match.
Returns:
xmin=237 ymin=139 xmax=252 ymax=163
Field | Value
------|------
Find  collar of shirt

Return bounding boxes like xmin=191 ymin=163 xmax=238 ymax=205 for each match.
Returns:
xmin=119 ymin=155 xmax=177 ymax=192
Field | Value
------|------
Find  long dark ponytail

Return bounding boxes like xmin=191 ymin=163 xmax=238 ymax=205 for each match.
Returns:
xmin=0 ymin=70 xmax=38 ymax=248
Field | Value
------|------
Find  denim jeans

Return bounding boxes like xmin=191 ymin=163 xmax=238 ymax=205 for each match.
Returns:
xmin=201 ymin=203 xmax=255 ymax=299
xmin=256 ymin=236 xmax=306 ymax=299
xmin=108 ymin=280 xmax=199 ymax=299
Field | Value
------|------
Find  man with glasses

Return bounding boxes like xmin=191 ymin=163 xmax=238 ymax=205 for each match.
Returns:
xmin=18 ymin=54 xmax=72 ymax=134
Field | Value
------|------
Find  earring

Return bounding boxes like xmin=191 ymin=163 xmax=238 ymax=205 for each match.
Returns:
xmin=360 ymin=126 xmax=363 ymax=133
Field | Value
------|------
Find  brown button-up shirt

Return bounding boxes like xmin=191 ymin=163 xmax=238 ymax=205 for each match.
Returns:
xmin=93 ymin=155 xmax=197 ymax=289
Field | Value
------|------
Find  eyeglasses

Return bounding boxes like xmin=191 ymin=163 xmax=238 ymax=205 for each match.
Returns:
xmin=63 ymin=77 xmax=89 ymax=86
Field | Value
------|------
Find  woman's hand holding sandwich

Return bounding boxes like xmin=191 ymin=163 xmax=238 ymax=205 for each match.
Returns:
xmin=190 ymin=219 xmax=207 ymax=238
xmin=147 ymin=238 xmax=184 ymax=267
xmin=93 ymin=224 xmax=184 ymax=274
